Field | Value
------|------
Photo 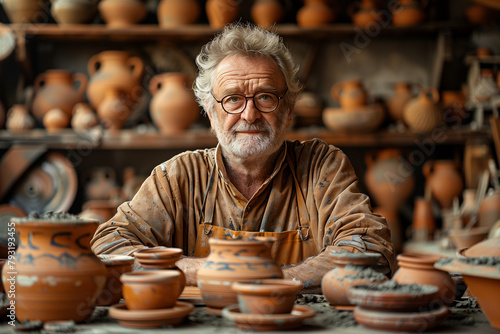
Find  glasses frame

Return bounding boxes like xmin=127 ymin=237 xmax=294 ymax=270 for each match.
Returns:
xmin=211 ymin=88 xmax=288 ymax=114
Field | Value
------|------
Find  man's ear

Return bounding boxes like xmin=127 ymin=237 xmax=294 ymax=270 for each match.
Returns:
xmin=285 ymin=107 xmax=293 ymax=128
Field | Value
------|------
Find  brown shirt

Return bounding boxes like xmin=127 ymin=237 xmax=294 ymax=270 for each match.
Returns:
xmin=91 ymin=139 xmax=396 ymax=273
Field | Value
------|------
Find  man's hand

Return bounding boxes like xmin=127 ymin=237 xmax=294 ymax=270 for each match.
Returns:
xmin=176 ymin=256 xmax=206 ymax=286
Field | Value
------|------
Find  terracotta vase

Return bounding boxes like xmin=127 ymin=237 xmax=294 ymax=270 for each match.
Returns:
xmin=331 ymin=80 xmax=367 ymax=111
xmin=478 ymin=190 xmax=500 ymax=230
xmin=423 ymin=160 xmax=464 ymax=210
xmin=251 ymin=0 xmax=285 ymax=29
xmin=5 ymin=105 xmax=35 ymax=132
xmin=350 ymin=0 xmax=383 ymax=28
xmin=321 ymin=252 xmax=388 ymax=308
xmin=97 ymin=89 xmax=131 ymax=131
xmin=43 ymin=108 xmax=71 ymax=132
xmin=96 ymin=254 xmax=134 ymax=306
xmin=411 ymin=197 xmax=435 ymax=242
xmin=297 ymin=0 xmax=335 ymax=27
xmin=32 ymin=69 xmax=87 ymax=123
xmin=197 ymin=237 xmax=283 ymax=315
xmin=51 ymin=0 xmax=97 ymax=25
xmin=71 ymin=103 xmax=99 ymax=130
xmin=387 ymin=82 xmax=413 ymax=122
xmin=205 ymin=0 xmax=239 ymax=29
xmin=392 ymin=253 xmax=455 ymax=306
xmin=97 ymin=0 xmax=147 ymax=27
xmin=1 ymin=216 xmax=106 ymax=323
xmin=364 ymin=149 xmax=415 ymax=210
xmin=391 ymin=0 xmax=425 ymax=26
xmin=403 ymin=88 xmax=443 ymax=133
xmin=87 ymin=50 xmax=144 ymax=109
xmin=2 ymin=0 xmax=49 ymax=23
xmin=149 ymin=72 xmax=199 ymax=135
xmin=157 ymin=0 xmax=201 ymax=27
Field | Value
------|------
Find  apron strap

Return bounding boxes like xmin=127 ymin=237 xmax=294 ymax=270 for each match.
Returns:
xmin=199 ymin=160 xmax=219 ymax=235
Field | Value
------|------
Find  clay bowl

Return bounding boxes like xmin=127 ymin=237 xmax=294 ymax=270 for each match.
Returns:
xmin=322 ymin=104 xmax=385 ymax=133
xmin=448 ymin=227 xmax=490 ymax=250
xmin=464 ymin=237 xmax=500 ymax=257
xmin=96 ymin=254 xmax=134 ymax=306
xmin=347 ymin=280 xmax=440 ymax=312
xmin=134 ymin=247 xmax=183 ymax=269
xmin=120 ymin=270 xmax=182 ymax=310
xmin=231 ymin=279 xmax=303 ymax=314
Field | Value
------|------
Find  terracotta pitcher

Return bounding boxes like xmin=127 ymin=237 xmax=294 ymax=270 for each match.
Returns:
xmin=149 ymin=72 xmax=199 ymax=135
xmin=391 ymin=0 xmax=426 ymax=26
xmin=331 ymin=80 xmax=367 ymax=111
xmin=2 ymin=0 xmax=49 ymax=23
xmin=206 ymin=0 xmax=239 ymax=29
xmin=297 ymin=0 xmax=335 ymax=27
xmin=387 ymin=82 xmax=413 ymax=122
xmin=87 ymin=50 xmax=144 ymax=109
xmin=197 ymin=237 xmax=283 ymax=315
xmin=1 ymin=215 xmax=106 ymax=323
xmin=423 ymin=160 xmax=464 ymax=210
xmin=251 ymin=0 xmax=285 ymax=29
xmin=403 ymin=88 xmax=443 ymax=133
xmin=32 ymin=69 xmax=87 ymax=123
xmin=157 ymin=0 xmax=201 ymax=27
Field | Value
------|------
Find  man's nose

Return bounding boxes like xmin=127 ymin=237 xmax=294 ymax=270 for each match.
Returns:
xmin=240 ymin=98 xmax=262 ymax=123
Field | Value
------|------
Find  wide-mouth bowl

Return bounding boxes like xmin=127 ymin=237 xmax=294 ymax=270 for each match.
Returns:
xmin=448 ymin=227 xmax=489 ymax=249
xmin=232 ymin=279 xmax=303 ymax=296
xmin=134 ymin=247 xmax=183 ymax=260
xmin=120 ymin=270 xmax=181 ymax=284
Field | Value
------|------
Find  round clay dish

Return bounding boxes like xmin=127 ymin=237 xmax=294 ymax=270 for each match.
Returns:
xmin=109 ymin=302 xmax=194 ymax=329
xmin=134 ymin=247 xmax=183 ymax=268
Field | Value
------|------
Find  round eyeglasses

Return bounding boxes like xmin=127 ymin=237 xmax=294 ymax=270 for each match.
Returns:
xmin=211 ymin=88 xmax=288 ymax=114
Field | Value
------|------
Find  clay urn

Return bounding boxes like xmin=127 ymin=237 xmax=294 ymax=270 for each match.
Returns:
xmin=96 ymin=254 xmax=134 ymax=306
xmin=43 ymin=108 xmax=71 ymax=132
xmin=350 ymin=0 xmax=384 ymax=28
xmin=87 ymin=50 xmax=144 ymax=109
xmin=197 ymin=237 xmax=284 ymax=316
xmin=157 ymin=0 xmax=201 ymax=27
xmin=149 ymin=72 xmax=200 ymax=135
xmin=251 ymin=0 xmax=285 ymax=29
xmin=387 ymin=82 xmax=413 ymax=122
xmin=205 ymin=0 xmax=239 ymax=29
xmin=97 ymin=89 xmax=131 ymax=131
xmin=5 ymin=105 xmax=35 ymax=132
xmin=423 ymin=160 xmax=464 ymax=210
xmin=411 ymin=197 xmax=436 ymax=242
xmin=1 ymin=213 xmax=107 ymax=323
xmin=321 ymin=252 xmax=388 ymax=309
xmin=121 ymin=270 xmax=183 ymax=310
xmin=331 ymin=80 xmax=367 ymax=111
xmin=478 ymin=189 xmax=500 ymax=229
xmin=97 ymin=0 xmax=147 ymax=27
xmin=71 ymin=103 xmax=99 ymax=130
xmin=364 ymin=148 xmax=415 ymax=211
xmin=32 ymin=69 xmax=87 ymax=123
xmin=391 ymin=0 xmax=425 ymax=26
xmin=392 ymin=253 xmax=455 ymax=306
xmin=51 ymin=0 xmax=97 ymax=25
xmin=297 ymin=0 xmax=335 ymax=27
xmin=231 ymin=279 xmax=303 ymax=314
xmin=403 ymin=88 xmax=443 ymax=133
xmin=2 ymin=0 xmax=49 ymax=23
xmin=294 ymin=91 xmax=323 ymax=127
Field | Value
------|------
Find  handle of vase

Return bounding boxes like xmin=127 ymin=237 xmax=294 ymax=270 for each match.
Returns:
xmin=72 ymin=72 xmax=89 ymax=100
xmin=422 ymin=160 xmax=434 ymax=178
xmin=149 ymin=75 xmax=161 ymax=95
xmin=331 ymin=83 xmax=342 ymax=102
xmin=33 ymin=73 xmax=46 ymax=92
xmin=87 ymin=54 xmax=100 ymax=76
xmin=364 ymin=150 xmax=376 ymax=168
xmin=423 ymin=88 xmax=439 ymax=103
xmin=128 ymin=57 xmax=144 ymax=80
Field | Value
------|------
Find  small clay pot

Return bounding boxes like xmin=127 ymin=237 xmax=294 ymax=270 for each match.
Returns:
xmin=205 ymin=0 xmax=239 ymax=29
xmin=322 ymin=104 xmax=384 ymax=133
xmin=71 ymin=103 xmax=99 ymax=130
xmin=231 ymin=279 xmax=303 ymax=315
xmin=97 ymin=89 xmax=131 ymax=132
xmin=448 ymin=227 xmax=489 ymax=250
xmin=121 ymin=270 xmax=183 ymax=310
xmin=331 ymin=80 xmax=367 ymax=111
xmin=43 ymin=108 xmax=70 ymax=132
xmin=423 ymin=160 xmax=464 ymax=210
xmin=296 ymin=0 xmax=335 ymax=27
xmin=97 ymin=254 xmax=134 ymax=306
xmin=157 ymin=0 xmax=200 ymax=27
xmin=51 ymin=0 xmax=97 ymax=25
xmin=387 ymin=82 xmax=413 ymax=122
xmin=98 ymin=0 xmax=147 ymax=27
xmin=5 ymin=105 xmax=35 ymax=132
xmin=391 ymin=0 xmax=425 ymax=27
xmin=251 ymin=0 xmax=285 ymax=29
xmin=403 ymin=88 xmax=443 ymax=133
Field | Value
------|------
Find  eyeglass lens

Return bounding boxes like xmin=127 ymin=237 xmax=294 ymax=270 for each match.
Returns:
xmin=222 ymin=92 xmax=279 ymax=113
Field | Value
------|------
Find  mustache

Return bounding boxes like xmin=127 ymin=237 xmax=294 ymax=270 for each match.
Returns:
xmin=232 ymin=120 xmax=270 ymax=132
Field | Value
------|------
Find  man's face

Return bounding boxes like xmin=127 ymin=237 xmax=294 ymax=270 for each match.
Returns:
xmin=208 ymin=55 xmax=292 ymax=159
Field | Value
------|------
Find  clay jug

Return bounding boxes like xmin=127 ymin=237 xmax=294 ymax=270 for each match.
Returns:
xmin=5 ymin=105 xmax=35 ymax=132
xmin=350 ymin=0 xmax=383 ymax=28
xmin=43 ymin=108 xmax=71 ymax=132
xmin=423 ymin=160 xmax=464 ymax=210
xmin=96 ymin=254 xmax=134 ymax=306
xmin=32 ymin=69 xmax=87 ymax=123
xmin=387 ymin=82 xmax=413 ymax=122
xmin=393 ymin=253 xmax=455 ymax=306
xmin=206 ymin=0 xmax=239 ymax=29
xmin=149 ymin=72 xmax=199 ymax=135
xmin=297 ymin=0 xmax=335 ymax=27
xmin=331 ymin=80 xmax=367 ymax=111
xmin=197 ymin=237 xmax=283 ymax=315
xmin=87 ymin=50 xmax=144 ymax=109
xmin=251 ymin=0 xmax=285 ymax=29
xmin=321 ymin=252 xmax=387 ymax=309
xmin=392 ymin=0 xmax=425 ymax=26
xmin=364 ymin=149 xmax=415 ymax=210
xmin=51 ymin=0 xmax=97 ymax=25
xmin=478 ymin=190 xmax=500 ymax=230
xmin=157 ymin=0 xmax=201 ymax=27
xmin=2 ymin=0 xmax=49 ymax=23
xmin=1 ymin=215 xmax=106 ymax=323
xmin=97 ymin=89 xmax=131 ymax=131
xmin=403 ymin=88 xmax=443 ymax=133
xmin=97 ymin=0 xmax=147 ymax=27
xmin=411 ymin=197 xmax=435 ymax=242
xmin=71 ymin=103 xmax=99 ymax=130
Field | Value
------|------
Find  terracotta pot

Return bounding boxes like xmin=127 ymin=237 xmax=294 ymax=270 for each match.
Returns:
xmin=196 ymin=237 xmax=283 ymax=315
xmin=157 ymin=0 xmax=201 ymax=27
xmin=297 ymin=0 xmax=335 ymax=27
xmin=98 ymin=0 xmax=147 ymax=27
xmin=51 ymin=0 xmax=97 ymax=25
xmin=43 ymin=108 xmax=71 ymax=132
xmin=83 ymin=167 xmax=119 ymax=201
xmin=392 ymin=253 xmax=455 ymax=306
xmin=87 ymin=50 xmax=144 ymax=109
xmin=374 ymin=206 xmax=402 ymax=254
xmin=149 ymin=72 xmax=199 ymax=135
xmin=448 ymin=227 xmax=489 ymax=250
xmin=321 ymin=252 xmax=388 ymax=308
xmin=403 ymin=88 xmax=442 ymax=133
xmin=331 ymin=80 xmax=367 ymax=111
xmin=71 ymin=103 xmax=99 ymax=130
xmin=423 ymin=160 xmax=464 ymax=210
xmin=391 ymin=0 xmax=425 ymax=26
xmin=350 ymin=0 xmax=383 ymax=28
xmin=97 ymin=89 xmax=131 ymax=131
xmin=231 ymin=279 xmax=302 ymax=314
xmin=1 ymin=216 xmax=106 ymax=323
xmin=251 ymin=0 xmax=285 ymax=29
xmin=96 ymin=254 xmax=134 ymax=306
xmin=121 ymin=270 xmax=183 ymax=310
xmin=2 ymin=0 xmax=49 ymax=23
xmin=5 ymin=105 xmax=35 ymax=132
xmin=364 ymin=149 xmax=415 ymax=211
xmin=32 ymin=69 xmax=87 ymax=123
xmin=205 ymin=0 xmax=239 ymax=29
xmin=478 ymin=189 xmax=500 ymax=229
xmin=387 ymin=82 xmax=413 ymax=122
xmin=322 ymin=104 xmax=384 ymax=133
xmin=411 ymin=197 xmax=435 ymax=242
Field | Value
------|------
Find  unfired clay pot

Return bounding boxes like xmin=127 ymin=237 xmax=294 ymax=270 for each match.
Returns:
xmin=197 ymin=237 xmax=283 ymax=315
xmin=5 ymin=105 xmax=35 ymax=132
xmin=391 ymin=0 xmax=425 ymax=26
xmin=297 ymin=0 xmax=335 ymax=27
xmin=423 ymin=160 xmax=464 ymax=210
xmin=157 ymin=0 xmax=201 ymax=27
xmin=403 ymin=88 xmax=443 ymax=133
xmin=98 ymin=0 xmax=147 ymax=27
xmin=2 ymin=0 xmax=49 ymax=23
xmin=1 ymin=215 xmax=106 ymax=323
xmin=251 ymin=0 xmax=285 ymax=29
xmin=96 ymin=254 xmax=134 ymax=306
xmin=51 ymin=0 xmax=97 ymax=25
xmin=387 ymin=82 xmax=413 ymax=122
xmin=206 ymin=0 xmax=239 ymax=29
xmin=331 ymin=80 xmax=367 ymax=111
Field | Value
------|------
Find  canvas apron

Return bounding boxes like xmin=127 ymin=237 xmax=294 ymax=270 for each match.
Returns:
xmin=193 ymin=154 xmax=317 ymax=266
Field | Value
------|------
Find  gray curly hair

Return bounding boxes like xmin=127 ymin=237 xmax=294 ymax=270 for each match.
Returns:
xmin=193 ymin=23 xmax=302 ymax=116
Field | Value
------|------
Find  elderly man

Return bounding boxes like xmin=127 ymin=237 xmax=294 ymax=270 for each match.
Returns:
xmin=91 ymin=23 xmax=395 ymax=291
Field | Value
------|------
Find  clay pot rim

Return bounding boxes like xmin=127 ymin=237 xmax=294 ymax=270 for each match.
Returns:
xmin=396 ymin=253 xmax=441 ymax=265
xmin=232 ymin=279 xmax=303 ymax=295
xmin=328 ymin=251 xmax=381 ymax=266
xmin=98 ymin=254 xmax=135 ymax=266
xmin=109 ymin=301 xmax=194 ymax=320
xmin=222 ymin=304 xmax=316 ymax=322
xmin=134 ymin=247 xmax=183 ymax=260
xmin=208 ymin=237 xmax=276 ymax=246
xmin=10 ymin=216 xmax=99 ymax=226
xmin=435 ymin=258 xmax=500 ymax=279
xmin=120 ymin=270 xmax=181 ymax=283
